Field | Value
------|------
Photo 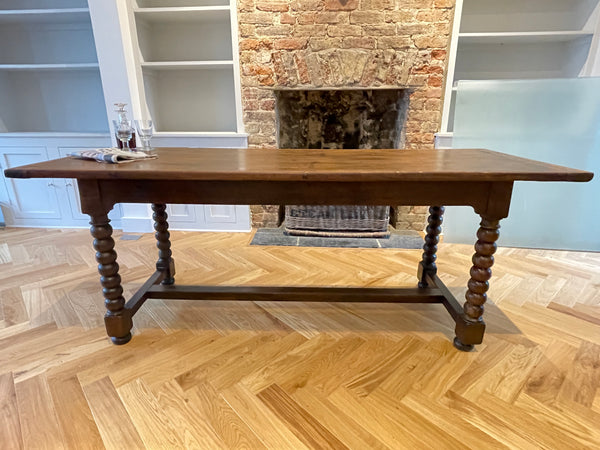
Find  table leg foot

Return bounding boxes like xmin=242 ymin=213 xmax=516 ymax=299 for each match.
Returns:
xmin=453 ymin=337 xmax=474 ymax=352
xmin=110 ymin=333 xmax=132 ymax=345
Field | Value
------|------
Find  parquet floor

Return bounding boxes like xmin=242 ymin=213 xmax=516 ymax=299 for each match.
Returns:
xmin=1 ymin=226 xmax=600 ymax=449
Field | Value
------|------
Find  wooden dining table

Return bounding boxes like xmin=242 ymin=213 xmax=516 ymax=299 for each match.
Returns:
xmin=4 ymin=147 xmax=594 ymax=350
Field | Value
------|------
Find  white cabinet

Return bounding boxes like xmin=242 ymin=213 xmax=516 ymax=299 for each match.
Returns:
xmin=89 ymin=0 xmax=250 ymax=232
xmin=124 ymin=0 xmax=246 ymax=142
xmin=0 ymin=147 xmax=63 ymax=222
xmin=1 ymin=0 xmax=250 ymax=232
xmin=56 ymin=146 xmax=122 ymax=227
xmin=0 ymin=2 xmax=109 ymax=133
xmin=0 ymin=1 xmax=119 ymax=228
xmin=438 ymin=0 xmax=600 ymax=147
xmin=165 ymin=204 xmax=250 ymax=231
xmin=0 ymin=135 xmax=122 ymax=228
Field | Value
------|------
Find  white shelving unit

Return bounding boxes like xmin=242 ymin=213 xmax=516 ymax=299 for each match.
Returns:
xmin=0 ymin=1 xmax=109 ymax=133
xmin=438 ymin=0 xmax=600 ymax=146
xmin=0 ymin=0 xmax=250 ymax=231
xmin=127 ymin=0 xmax=244 ymax=136
xmin=0 ymin=1 xmax=115 ymax=228
xmin=119 ymin=0 xmax=249 ymax=231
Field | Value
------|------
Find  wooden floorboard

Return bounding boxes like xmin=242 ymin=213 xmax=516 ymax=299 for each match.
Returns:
xmin=0 ymin=226 xmax=599 ymax=449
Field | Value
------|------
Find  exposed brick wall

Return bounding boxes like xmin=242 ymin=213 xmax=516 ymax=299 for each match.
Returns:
xmin=237 ymin=0 xmax=456 ymax=230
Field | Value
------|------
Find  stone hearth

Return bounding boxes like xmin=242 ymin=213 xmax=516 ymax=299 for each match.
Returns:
xmin=237 ymin=0 xmax=456 ymax=230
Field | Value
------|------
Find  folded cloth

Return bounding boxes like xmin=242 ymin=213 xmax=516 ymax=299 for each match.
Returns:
xmin=69 ymin=148 xmax=157 ymax=164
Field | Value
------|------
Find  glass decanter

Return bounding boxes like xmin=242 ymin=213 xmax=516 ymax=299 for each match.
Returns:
xmin=113 ymin=103 xmax=136 ymax=150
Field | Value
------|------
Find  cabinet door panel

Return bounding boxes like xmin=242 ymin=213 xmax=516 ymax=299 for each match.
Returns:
xmin=204 ymin=205 xmax=237 ymax=224
xmin=57 ymin=147 xmax=121 ymax=224
xmin=166 ymin=204 xmax=198 ymax=224
xmin=0 ymin=148 xmax=62 ymax=220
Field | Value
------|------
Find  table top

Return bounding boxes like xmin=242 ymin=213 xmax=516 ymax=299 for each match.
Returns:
xmin=4 ymin=148 xmax=594 ymax=183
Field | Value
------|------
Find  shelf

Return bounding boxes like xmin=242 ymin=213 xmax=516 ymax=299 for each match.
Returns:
xmin=0 ymin=8 xmax=89 ymax=24
xmin=141 ymin=61 xmax=233 ymax=70
xmin=154 ymin=131 xmax=247 ymax=137
xmin=136 ymin=0 xmax=230 ymax=7
xmin=455 ymin=39 xmax=593 ymax=81
xmin=0 ymin=63 xmax=99 ymax=71
xmin=0 ymin=16 xmax=97 ymax=65
xmin=0 ymin=132 xmax=110 ymax=138
xmin=459 ymin=31 xmax=595 ymax=45
xmin=0 ymin=0 xmax=87 ymax=10
xmin=460 ymin=0 xmax=600 ymax=33
xmin=0 ymin=70 xmax=108 ymax=133
xmin=143 ymin=67 xmax=237 ymax=132
xmin=134 ymin=6 xmax=230 ymax=23
xmin=135 ymin=9 xmax=233 ymax=62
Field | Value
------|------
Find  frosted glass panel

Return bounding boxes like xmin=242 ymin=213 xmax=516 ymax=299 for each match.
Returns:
xmin=445 ymin=78 xmax=600 ymax=251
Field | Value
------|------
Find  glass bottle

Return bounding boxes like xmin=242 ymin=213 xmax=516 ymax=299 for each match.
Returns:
xmin=113 ymin=103 xmax=136 ymax=149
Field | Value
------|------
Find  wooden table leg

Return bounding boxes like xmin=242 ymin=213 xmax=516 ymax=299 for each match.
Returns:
xmin=453 ymin=216 xmax=501 ymax=351
xmin=90 ymin=213 xmax=132 ymax=345
xmin=152 ymin=203 xmax=175 ymax=285
xmin=418 ymin=206 xmax=445 ymax=288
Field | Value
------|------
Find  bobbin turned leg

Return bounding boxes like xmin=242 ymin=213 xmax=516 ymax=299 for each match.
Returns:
xmin=90 ymin=213 xmax=132 ymax=345
xmin=418 ymin=206 xmax=445 ymax=288
xmin=454 ymin=217 xmax=501 ymax=351
xmin=152 ymin=203 xmax=175 ymax=285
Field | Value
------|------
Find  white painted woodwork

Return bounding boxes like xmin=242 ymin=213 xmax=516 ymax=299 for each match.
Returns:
xmin=0 ymin=147 xmax=62 ymax=221
xmin=0 ymin=0 xmax=252 ymax=232
xmin=117 ymin=0 xmax=250 ymax=231
xmin=0 ymin=0 xmax=87 ymax=9
xmin=127 ymin=0 xmax=244 ymax=136
xmin=56 ymin=147 xmax=122 ymax=227
xmin=0 ymin=2 xmax=108 ymax=134
xmin=438 ymin=0 xmax=600 ymax=144
xmin=0 ymin=1 xmax=119 ymax=229
xmin=135 ymin=0 xmax=230 ymax=6
xmin=0 ymin=135 xmax=124 ymax=229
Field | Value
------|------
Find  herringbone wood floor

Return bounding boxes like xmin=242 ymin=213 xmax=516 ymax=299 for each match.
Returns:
xmin=1 ymin=226 xmax=599 ymax=449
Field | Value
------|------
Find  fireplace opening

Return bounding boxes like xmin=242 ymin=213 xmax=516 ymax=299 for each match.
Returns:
xmin=275 ymin=89 xmax=410 ymax=237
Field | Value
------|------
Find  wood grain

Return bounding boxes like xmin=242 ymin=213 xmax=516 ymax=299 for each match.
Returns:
xmin=4 ymin=148 xmax=593 ymax=182
xmin=47 ymin=375 xmax=104 ymax=450
xmin=0 ymin=227 xmax=599 ymax=448
xmin=82 ymin=377 xmax=145 ymax=450
xmin=0 ymin=373 xmax=22 ymax=450
xmin=14 ymin=375 xmax=65 ymax=450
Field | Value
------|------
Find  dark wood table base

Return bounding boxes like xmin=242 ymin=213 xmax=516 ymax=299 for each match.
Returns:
xmin=95 ymin=204 xmax=492 ymax=352
xmin=7 ymin=148 xmax=591 ymax=351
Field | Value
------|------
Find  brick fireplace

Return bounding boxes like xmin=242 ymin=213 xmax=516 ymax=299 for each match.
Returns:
xmin=237 ymin=0 xmax=456 ymax=230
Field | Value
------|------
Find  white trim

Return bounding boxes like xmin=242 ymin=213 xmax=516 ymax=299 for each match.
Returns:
xmin=441 ymin=0 xmax=463 ymax=134
xmin=0 ymin=63 xmax=99 ymax=70
xmin=230 ymin=0 xmax=245 ymax=134
xmin=0 ymin=132 xmax=110 ymax=138
xmin=0 ymin=8 xmax=88 ymax=24
xmin=141 ymin=61 xmax=234 ymax=70
xmin=459 ymin=31 xmax=594 ymax=44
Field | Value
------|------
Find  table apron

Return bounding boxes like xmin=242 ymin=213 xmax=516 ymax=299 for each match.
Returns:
xmin=78 ymin=179 xmax=514 ymax=217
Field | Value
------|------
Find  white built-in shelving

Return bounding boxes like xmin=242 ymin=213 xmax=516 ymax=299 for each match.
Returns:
xmin=0 ymin=0 xmax=109 ymax=134
xmin=128 ymin=0 xmax=244 ymax=134
xmin=439 ymin=0 xmax=600 ymax=143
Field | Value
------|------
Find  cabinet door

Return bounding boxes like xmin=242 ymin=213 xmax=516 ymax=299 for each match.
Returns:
xmin=0 ymin=147 xmax=62 ymax=220
xmin=204 ymin=205 xmax=251 ymax=230
xmin=57 ymin=147 xmax=122 ymax=226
